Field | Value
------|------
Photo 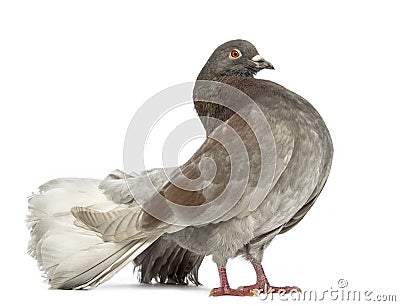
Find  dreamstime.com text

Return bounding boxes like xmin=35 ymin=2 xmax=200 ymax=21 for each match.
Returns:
xmin=258 ymin=279 xmax=397 ymax=302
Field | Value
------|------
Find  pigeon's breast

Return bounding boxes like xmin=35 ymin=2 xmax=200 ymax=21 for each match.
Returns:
xmin=242 ymin=80 xmax=333 ymax=237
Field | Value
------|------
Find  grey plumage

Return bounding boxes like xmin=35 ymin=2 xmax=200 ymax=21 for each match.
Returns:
xmin=171 ymin=77 xmax=333 ymax=265
xmin=137 ymin=39 xmax=333 ymax=270
xmin=27 ymin=39 xmax=333 ymax=292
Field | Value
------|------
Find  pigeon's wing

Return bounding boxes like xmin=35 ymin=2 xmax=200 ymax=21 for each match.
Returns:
xmin=72 ymin=103 xmax=277 ymax=240
xmin=137 ymin=103 xmax=278 ymax=230
xmin=74 ymin=94 xmax=294 ymax=240
xmin=99 ymin=167 xmax=178 ymax=204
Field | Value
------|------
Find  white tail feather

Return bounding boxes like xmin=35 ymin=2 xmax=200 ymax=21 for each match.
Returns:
xmin=27 ymin=178 xmax=158 ymax=289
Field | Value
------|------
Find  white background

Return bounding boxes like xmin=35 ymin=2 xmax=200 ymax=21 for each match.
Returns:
xmin=1 ymin=1 xmax=399 ymax=305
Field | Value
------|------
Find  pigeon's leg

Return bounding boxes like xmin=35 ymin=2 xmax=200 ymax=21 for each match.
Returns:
xmin=210 ymin=266 xmax=249 ymax=296
xmin=237 ymin=257 xmax=301 ymax=295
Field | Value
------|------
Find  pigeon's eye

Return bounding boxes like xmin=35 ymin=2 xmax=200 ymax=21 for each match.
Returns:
xmin=229 ymin=49 xmax=241 ymax=59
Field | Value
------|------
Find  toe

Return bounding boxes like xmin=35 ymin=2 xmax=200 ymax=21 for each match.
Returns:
xmin=267 ymin=285 xmax=302 ymax=294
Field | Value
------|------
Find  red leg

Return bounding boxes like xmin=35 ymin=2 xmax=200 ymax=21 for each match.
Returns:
xmin=210 ymin=261 xmax=301 ymax=297
xmin=237 ymin=258 xmax=301 ymax=296
xmin=210 ymin=266 xmax=255 ymax=296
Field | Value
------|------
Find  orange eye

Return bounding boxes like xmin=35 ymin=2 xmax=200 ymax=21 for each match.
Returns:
xmin=230 ymin=49 xmax=241 ymax=59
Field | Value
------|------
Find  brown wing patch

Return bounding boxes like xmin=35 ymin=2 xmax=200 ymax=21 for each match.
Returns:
xmin=138 ymin=107 xmax=264 ymax=229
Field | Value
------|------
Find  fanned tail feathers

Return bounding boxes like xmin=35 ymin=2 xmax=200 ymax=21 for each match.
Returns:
xmin=27 ymin=178 xmax=157 ymax=289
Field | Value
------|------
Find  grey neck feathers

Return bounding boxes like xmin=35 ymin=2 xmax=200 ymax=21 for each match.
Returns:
xmin=193 ymin=74 xmax=253 ymax=135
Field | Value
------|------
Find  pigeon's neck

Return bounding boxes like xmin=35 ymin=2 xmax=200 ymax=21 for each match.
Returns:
xmin=194 ymin=99 xmax=236 ymax=135
xmin=197 ymin=66 xmax=254 ymax=82
xmin=194 ymin=75 xmax=252 ymax=135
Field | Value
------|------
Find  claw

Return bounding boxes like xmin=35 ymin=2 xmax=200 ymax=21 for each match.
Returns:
xmin=209 ymin=287 xmax=223 ymax=297
xmin=297 ymin=287 xmax=302 ymax=294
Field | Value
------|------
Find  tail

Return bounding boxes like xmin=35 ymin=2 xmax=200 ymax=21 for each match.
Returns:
xmin=27 ymin=178 xmax=158 ymax=289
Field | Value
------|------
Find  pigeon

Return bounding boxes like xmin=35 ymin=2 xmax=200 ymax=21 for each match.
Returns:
xmin=27 ymin=39 xmax=333 ymax=296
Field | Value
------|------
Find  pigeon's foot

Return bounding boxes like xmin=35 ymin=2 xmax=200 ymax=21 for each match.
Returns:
xmin=237 ymin=282 xmax=301 ymax=296
xmin=211 ymin=265 xmax=259 ymax=297
xmin=211 ymin=263 xmax=301 ymax=297
xmin=236 ymin=257 xmax=301 ymax=296
xmin=209 ymin=286 xmax=243 ymax=296
xmin=267 ymin=285 xmax=302 ymax=294
xmin=237 ymin=281 xmax=268 ymax=295
xmin=210 ymin=286 xmax=260 ymax=296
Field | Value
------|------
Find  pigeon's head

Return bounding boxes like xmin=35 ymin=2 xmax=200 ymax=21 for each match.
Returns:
xmin=197 ymin=39 xmax=274 ymax=80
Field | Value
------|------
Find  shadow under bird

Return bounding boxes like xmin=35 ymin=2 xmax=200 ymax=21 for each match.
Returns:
xmin=27 ymin=39 xmax=333 ymax=296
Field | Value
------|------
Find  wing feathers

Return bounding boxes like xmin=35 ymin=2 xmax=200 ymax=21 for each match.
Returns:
xmin=71 ymin=206 xmax=152 ymax=242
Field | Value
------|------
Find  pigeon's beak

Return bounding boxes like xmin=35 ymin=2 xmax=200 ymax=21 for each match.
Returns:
xmin=251 ymin=55 xmax=275 ymax=70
